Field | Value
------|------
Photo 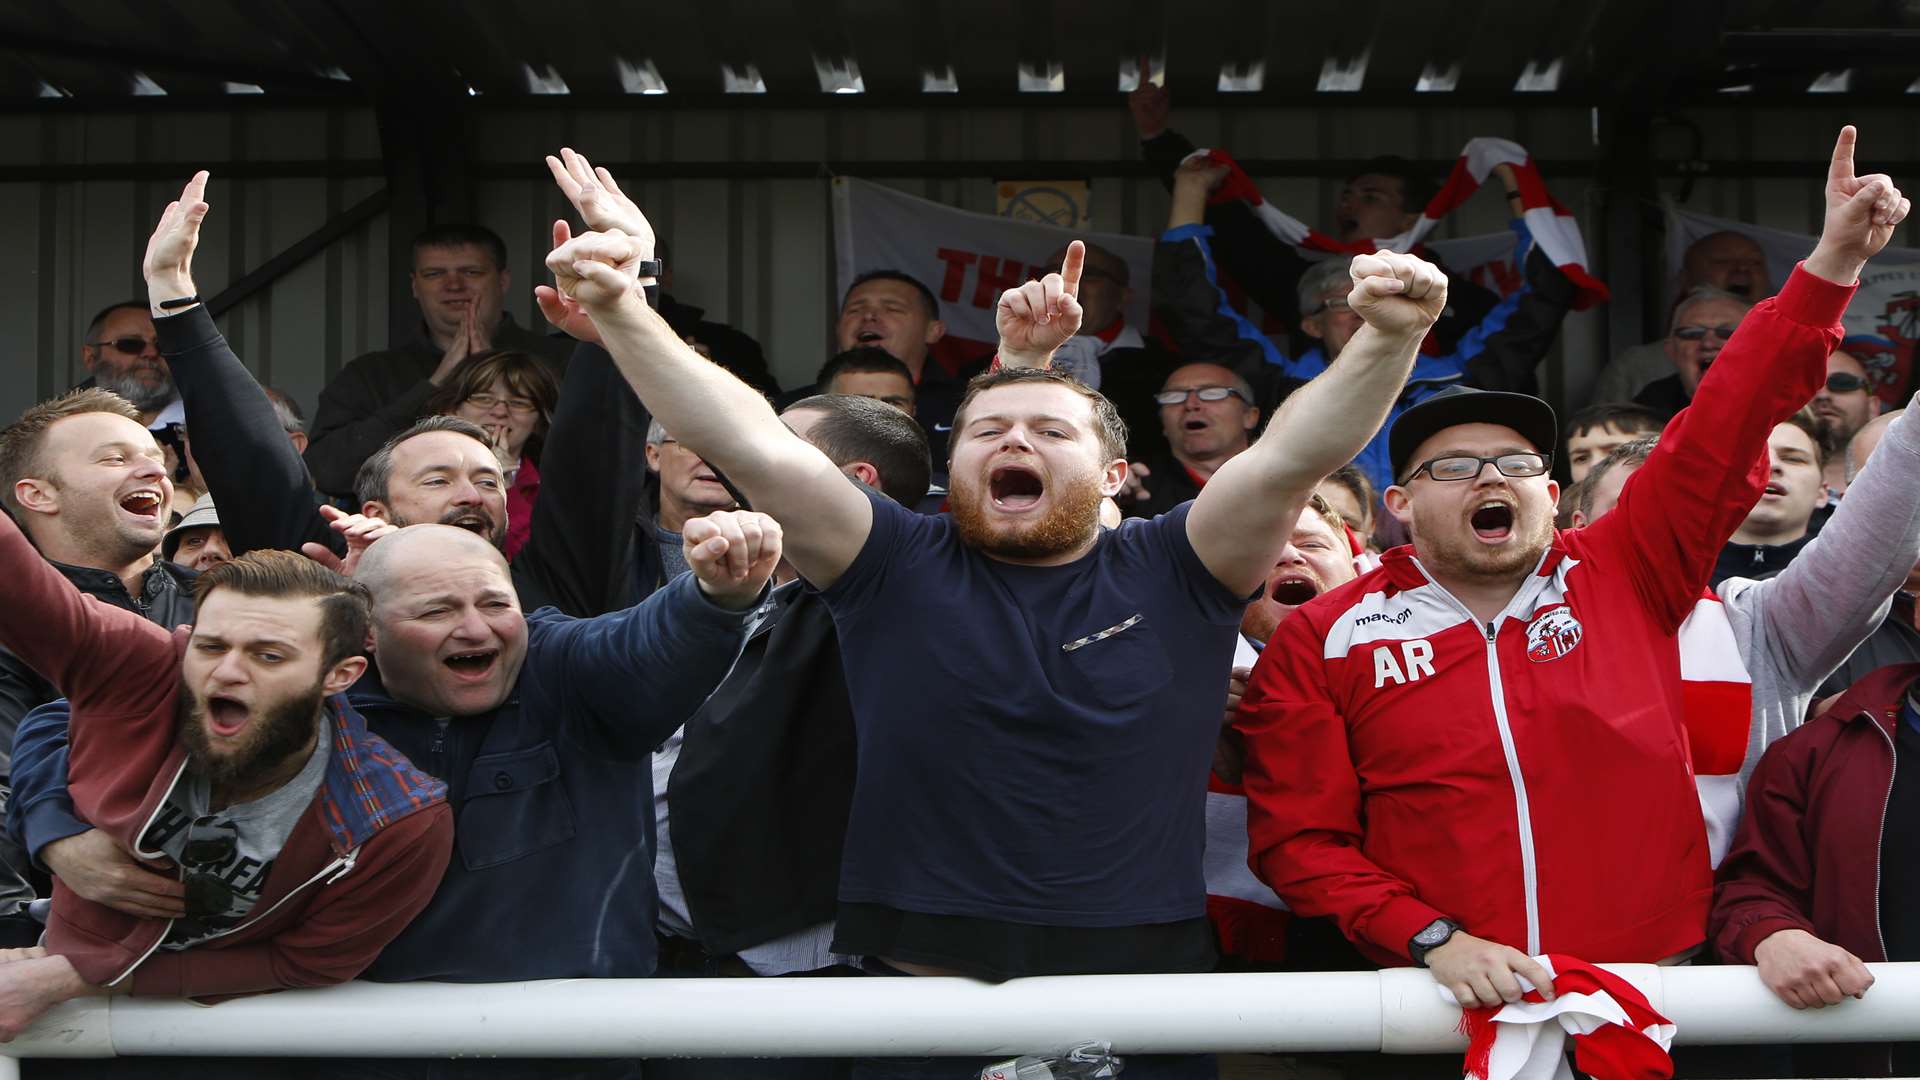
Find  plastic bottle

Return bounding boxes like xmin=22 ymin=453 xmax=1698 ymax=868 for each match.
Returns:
xmin=977 ymin=1040 xmax=1124 ymax=1079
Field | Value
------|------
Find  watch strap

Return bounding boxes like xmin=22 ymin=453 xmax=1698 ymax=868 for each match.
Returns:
xmin=157 ymin=295 xmax=201 ymax=310
xmin=1408 ymin=917 xmax=1462 ymax=967
xmin=636 ymin=259 xmax=665 ymax=278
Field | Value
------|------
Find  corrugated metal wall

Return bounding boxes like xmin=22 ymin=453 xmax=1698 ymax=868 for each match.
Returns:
xmin=3 ymin=100 xmax=1914 ymax=427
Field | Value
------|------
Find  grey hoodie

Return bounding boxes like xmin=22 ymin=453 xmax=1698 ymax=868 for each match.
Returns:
xmin=1708 ymin=399 xmax=1920 ymax=865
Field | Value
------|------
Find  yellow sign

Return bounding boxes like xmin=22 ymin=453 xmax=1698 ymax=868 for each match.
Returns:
xmin=996 ymin=181 xmax=1091 ymax=230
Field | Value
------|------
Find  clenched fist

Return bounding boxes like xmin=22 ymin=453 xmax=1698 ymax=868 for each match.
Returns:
xmin=1347 ymin=250 xmax=1447 ymax=339
xmin=685 ymin=509 xmax=783 ymax=610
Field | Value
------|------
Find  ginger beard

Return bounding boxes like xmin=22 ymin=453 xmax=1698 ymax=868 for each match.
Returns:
xmin=1406 ymin=486 xmax=1554 ymax=582
xmin=949 ymin=459 xmax=1106 ymax=560
xmin=176 ymin=673 xmax=323 ymax=789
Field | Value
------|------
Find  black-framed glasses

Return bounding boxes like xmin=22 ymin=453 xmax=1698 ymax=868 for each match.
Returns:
xmin=1404 ymin=452 xmax=1551 ymax=484
xmin=1154 ymin=385 xmax=1251 ymax=406
xmin=1825 ymin=372 xmax=1869 ymax=394
xmin=86 ymin=336 xmax=156 ymax=355
xmin=180 ymin=818 xmax=239 ymax=920
xmin=1672 ymin=324 xmax=1738 ymax=343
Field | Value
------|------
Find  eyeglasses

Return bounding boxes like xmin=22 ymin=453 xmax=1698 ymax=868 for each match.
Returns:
xmin=1672 ymin=324 xmax=1739 ymax=343
xmin=1404 ymin=452 xmax=1551 ymax=484
xmin=1154 ymin=385 xmax=1251 ymax=406
xmin=465 ymin=393 xmax=538 ymax=414
xmin=177 ymin=817 xmax=240 ymax=933
xmin=1307 ymin=296 xmax=1353 ymax=317
xmin=1824 ymin=372 xmax=1869 ymax=394
xmin=86 ymin=336 xmax=156 ymax=355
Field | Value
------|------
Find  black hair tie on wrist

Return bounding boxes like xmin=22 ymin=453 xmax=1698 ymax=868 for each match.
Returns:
xmin=157 ymin=295 xmax=200 ymax=310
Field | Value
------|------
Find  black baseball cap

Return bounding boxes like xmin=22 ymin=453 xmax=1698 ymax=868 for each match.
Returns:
xmin=1387 ymin=386 xmax=1558 ymax=484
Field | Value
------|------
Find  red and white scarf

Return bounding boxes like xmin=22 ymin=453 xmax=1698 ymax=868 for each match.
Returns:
xmin=1187 ymin=140 xmax=1610 ymax=310
xmin=1450 ymin=955 xmax=1675 ymax=1080
xmin=1676 ymin=592 xmax=1756 ymax=867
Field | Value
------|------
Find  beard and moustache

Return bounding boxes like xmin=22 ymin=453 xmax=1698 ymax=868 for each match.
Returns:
xmin=177 ymin=674 xmax=324 ymax=789
xmin=1408 ymin=496 xmax=1553 ymax=583
xmin=1240 ymin=566 xmax=1329 ymax=644
xmin=949 ymin=465 xmax=1105 ymax=560
xmin=90 ymin=365 xmax=177 ymax=414
xmin=388 ymin=503 xmax=507 ymax=550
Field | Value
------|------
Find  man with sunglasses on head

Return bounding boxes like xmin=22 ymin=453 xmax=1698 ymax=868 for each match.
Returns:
xmin=1122 ymin=363 xmax=1260 ymax=519
xmin=1237 ymin=127 xmax=1906 ymax=1026
xmin=1633 ymin=287 xmax=1752 ymax=420
xmin=0 ymin=516 xmax=452 ymax=1059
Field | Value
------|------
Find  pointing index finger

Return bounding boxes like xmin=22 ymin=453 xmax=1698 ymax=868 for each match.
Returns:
xmin=1060 ymin=240 xmax=1085 ymax=298
xmin=1830 ymin=125 xmax=1858 ymax=187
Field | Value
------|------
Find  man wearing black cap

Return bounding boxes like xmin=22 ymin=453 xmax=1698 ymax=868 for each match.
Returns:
xmin=1237 ymin=126 xmax=1907 ymax=1013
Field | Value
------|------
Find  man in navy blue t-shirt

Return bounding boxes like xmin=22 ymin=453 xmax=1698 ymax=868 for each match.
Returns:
xmin=540 ymin=179 xmax=1445 ymax=1073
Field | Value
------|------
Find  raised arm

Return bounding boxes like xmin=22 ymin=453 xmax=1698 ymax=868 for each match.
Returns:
xmin=540 ymin=183 xmax=871 ymax=589
xmin=1186 ymin=253 xmax=1441 ymax=595
xmin=141 ymin=171 xmax=341 ymax=557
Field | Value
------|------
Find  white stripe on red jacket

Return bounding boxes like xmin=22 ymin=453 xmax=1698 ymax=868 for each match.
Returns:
xmin=1188 ymin=140 xmax=1609 ymax=310
xmin=1237 ymin=266 xmax=1848 ymax=967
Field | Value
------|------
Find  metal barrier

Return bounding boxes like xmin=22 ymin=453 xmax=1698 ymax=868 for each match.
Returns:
xmin=3 ymin=963 xmax=1917 ymax=1075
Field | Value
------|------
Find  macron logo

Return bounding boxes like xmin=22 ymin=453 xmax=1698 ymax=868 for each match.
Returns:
xmin=1353 ymin=609 xmax=1412 ymax=628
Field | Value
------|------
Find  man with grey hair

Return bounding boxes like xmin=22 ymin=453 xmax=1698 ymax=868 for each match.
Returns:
xmin=1632 ymin=286 xmax=1754 ymax=419
xmin=1123 ymin=361 xmax=1261 ymax=519
xmin=1592 ymin=231 xmax=1776 ymax=404
xmin=1151 ymin=154 xmax=1581 ymax=493
xmin=644 ymin=416 xmax=740 ymax=594
xmin=77 ymin=300 xmax=176 ymax=422
xmin=263 ymin=387 xmax=309 ymax=454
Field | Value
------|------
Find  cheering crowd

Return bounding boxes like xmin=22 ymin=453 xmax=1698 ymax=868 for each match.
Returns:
xmin=0 ymin=91 xmax=1911 ymax=1080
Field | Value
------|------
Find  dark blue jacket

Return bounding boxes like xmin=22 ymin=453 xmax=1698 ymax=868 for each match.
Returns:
xmin=14 ymin=571 xmax=759 ymax=982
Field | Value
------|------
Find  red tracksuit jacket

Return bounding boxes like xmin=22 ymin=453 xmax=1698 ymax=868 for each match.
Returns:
xmin=1238 ymin=264 xmax=1850 ymax=966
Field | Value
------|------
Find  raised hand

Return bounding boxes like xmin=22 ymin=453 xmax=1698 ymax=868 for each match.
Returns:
xmin=1346 ymin=250 xmax=1447 ymax=339
xmin=301 ymin=504 xmax=399 ymax=576
xmin=1127 ymin=56 xmax=1169 ymax=140
xmin=683 ymin=509 xmax=783 ymax=610
xmin=533 ymin=220 xmax=605 ymax=344
xmin=428 ymin=303 xmax=474 ymax=386
xmin=995 ymin=240 xmax=1086 ymax=368
xmin=1172 ymin=155 xmax=1229 ymax=195
xmin=545 ymin=148 xmax=656 ymax=261
xmin=544 ymin=225 xmax=647 ymax=313
xmin=1807 ymin=126 xmax=1910 ymax=285
xmin=142 ymin=170 xmax=211 ymax=306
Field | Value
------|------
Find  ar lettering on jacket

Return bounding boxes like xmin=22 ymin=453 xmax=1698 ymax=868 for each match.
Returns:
xmin=1371 ymin=639 xmax=1435 ymax=688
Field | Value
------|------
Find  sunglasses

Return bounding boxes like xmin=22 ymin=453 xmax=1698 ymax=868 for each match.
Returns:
xmin=1824 ymin=372 xmax=1869 ymax=394
xmin=1404 ymin=452 xmax=1551 ymax=484
xmin=1154 ymin=386 xmax=1251 ymax=406
xmin=1672 ymin=324 xmax=1738 ymax=343
xmin=87 ymin=336 xmax=157 ymax=355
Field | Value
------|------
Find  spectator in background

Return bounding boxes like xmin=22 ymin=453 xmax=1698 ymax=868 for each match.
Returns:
xmin=645 ymin=420 xmax=740 ymax=589
xmin=1032 ymin=243 xmax=1177 ymax=446
xmin=1711 ymin=661 xmax=1918 ymax=1077
xmin=1563 ymin=402 xmax=1665 ymax=484
xmin=263 ymin=387 xmax=309 ymax=454
xmin=78 ymin=300 xmax=175 ymax=423
xmin=1128 ymin=67 xmax=1502 ymax=353
xmin=162 ymin=493 xmax=230 ymax=573
xmin=826 ymin=270 xmax=974 ymax=464
xmin=652 ymin=238 xmax=779 ymax=398
xmin=426 ymin=351 xmax=560 ymax=561
xmin=304 ymin=224 xmax=573 ymax=498
xmin=1592 ymin=232 xmax=1775 ymax=405
xmin=1121 ymin=362 xmax=1259 ymax=519
xmin=1316 ymin=464 xmax=1376 ymax=546
xmin=1713 ymin=410 xmax=1829 ymax=587
xmin=1632 ymin=287 xmax=1752 ymax=419
xmin=1812 ymin=348 xmax=1882 ymax=497
xmin=817 ymin=348 xmax=917 ymax=416
xmin=1156 ymin=156 xmax=1578 ymax=495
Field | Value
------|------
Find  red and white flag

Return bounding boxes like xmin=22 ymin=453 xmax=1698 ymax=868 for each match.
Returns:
xmin=1446 ymin=955 xmax=1675 ymax=1080
xmin=1190 ymin=140 xmax=1611 ymax=310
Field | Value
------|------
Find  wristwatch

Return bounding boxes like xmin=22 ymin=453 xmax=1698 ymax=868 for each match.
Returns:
xmin=636 ymin=258 xmax=665 ymax=279
xmin=1408 ymin=917 xmax=1462 ymax=967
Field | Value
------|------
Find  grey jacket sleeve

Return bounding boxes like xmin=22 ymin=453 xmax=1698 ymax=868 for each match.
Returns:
xmin=1721 ymin=399 xmax=1920 ymax=698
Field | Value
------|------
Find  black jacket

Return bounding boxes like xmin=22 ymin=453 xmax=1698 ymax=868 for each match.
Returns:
xmin=658 ymin=293 xmax=780 ymax=399
xmin=1633 ymin=374 xmax=1691 ymax=420
xmin=1821 ymin=593 xmax=1920 ymax=698
xmin=303 ymin=315 xmax=575 ymax=498
xmin=1140 ymin=128 xmax=1502 ymax=355
xmin=668 ymin=582 xmax=855 ymax=954
xmin=1712 ymin=533 xmax=1815 ymax=590
xmin=1122 ymin=448 xmax=1207 ymax=521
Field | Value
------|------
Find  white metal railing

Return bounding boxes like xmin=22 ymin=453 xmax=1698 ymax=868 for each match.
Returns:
xmin=2 ymin=963 xmax=1917 ymax=1075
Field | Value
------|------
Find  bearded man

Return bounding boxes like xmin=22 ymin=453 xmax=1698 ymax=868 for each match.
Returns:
xmin=1237 ymin=126 xmax=1907 ymax=1017
xmin=534 ymin=147 xmax=1445 ymax=1078
xmin=0 ymin=517 xmax=451 ymax=1043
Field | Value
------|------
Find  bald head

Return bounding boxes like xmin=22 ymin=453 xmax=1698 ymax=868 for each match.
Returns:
xmin=1847 ymin=409 xmax=1902 ymax=482
xmin=356 ymin=524 xmax=508 ymax=600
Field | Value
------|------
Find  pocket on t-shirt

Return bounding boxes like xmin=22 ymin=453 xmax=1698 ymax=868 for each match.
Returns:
xmin=455 ymin=742 xmax=577 ymax=871
xmin=1058 ymin=612 xmax=1174 ymax=709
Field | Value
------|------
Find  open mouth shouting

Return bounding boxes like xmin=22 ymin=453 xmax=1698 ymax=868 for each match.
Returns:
xmin=1270 ymin=572 xmax=1322 ymax=607
xmin=204 ymin=693 xmax=251 ymax=738
xmin=1469 ymin=500 xmax=1516 ymax=544
xmin=854 ymin=329 xmax=886 ymax=345
xmin=119 ymin=488 xmax=166 ymax=522
xmin=439 ymin=509 xmax=495 ymax=538
xmin=988 ymin=463 xmax=1046 ymax=513
xmin=443 ymin=648 xmax=500 ymax=683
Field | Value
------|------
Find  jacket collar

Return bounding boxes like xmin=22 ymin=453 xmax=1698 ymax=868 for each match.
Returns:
xmin=48 ymin=557 xmax=192 ymax=608
xmin=1378 ymin=538 xmax=1567 ymax=605
xmin=316 ymin=693 xmax=448 ymax=852
xmin=1825 ymin=662 xmax=1920 ymax=741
